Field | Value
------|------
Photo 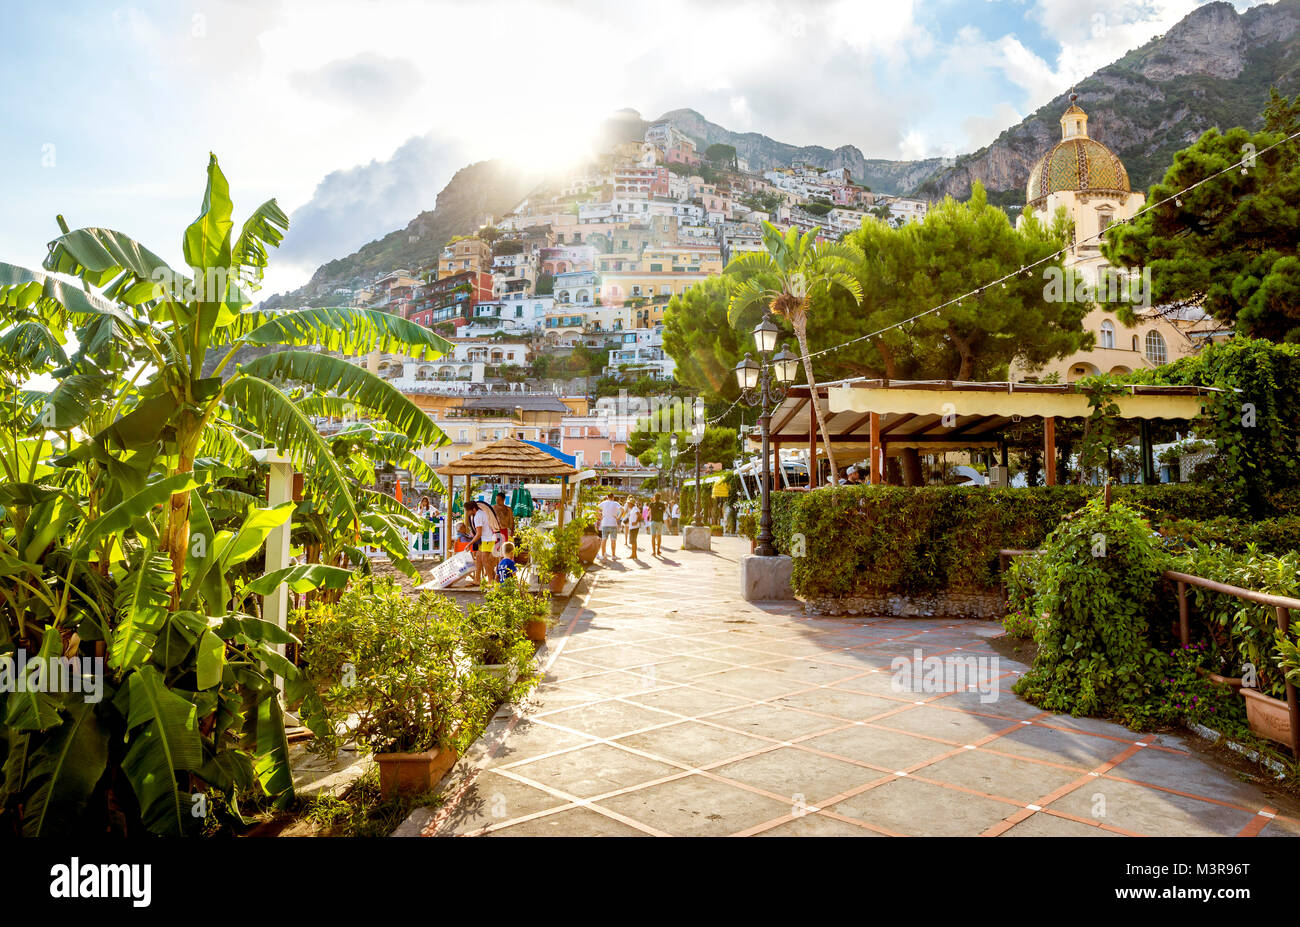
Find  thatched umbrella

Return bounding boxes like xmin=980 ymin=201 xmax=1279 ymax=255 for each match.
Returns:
xmin=435 ymin=437 xmax=579 ymax=558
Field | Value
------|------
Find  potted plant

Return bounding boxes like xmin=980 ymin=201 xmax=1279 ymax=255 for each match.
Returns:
xmin=523 ymin=522 xmax=582 ymax=595
xmin=466 ymin=578 xmax=544 ymax=683
xmin=297 ymin=578 xmax=499 ymax=799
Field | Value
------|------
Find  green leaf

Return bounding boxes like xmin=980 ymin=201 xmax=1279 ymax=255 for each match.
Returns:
xmin=109 ymin=551 xmax=172 ymax=673
xmin=238 ymin=351 xmax=445 ymax=446
xmin=195 ymin=630 xmax=225 ymax=691
xmin=246 ymin=563 xmax=352 ymax=595
xmin=74 ymin=473 xmax=198 ymax=558
xmin=121 ymin=665 xmax=202 ymax=836
xmin=3 ymin=626 xmax=66 ymax=731
xmin=183 ymin=153 xmax=234 ymax=273
xmin=18 ymin=700 xmax=110 ymax=837
xmin=237 ymin=305 xmax=452 ymax=361
xmin=232 ymin=198 xmax=289 ymax=293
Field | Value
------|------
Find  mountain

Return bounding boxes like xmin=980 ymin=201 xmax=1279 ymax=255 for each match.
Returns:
xmin=260 ymin=159 xmax=537 ymax=310
xmin=266 ymin=0 xmax=1300 ymax=308
xmin=916 ymin=0 xmax=1300 ymax=203
xmin=652 ymin=107 xmax=949 ymax=195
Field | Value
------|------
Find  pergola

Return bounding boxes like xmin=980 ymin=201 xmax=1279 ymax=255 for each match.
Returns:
xmin=435 ymin=436 xmax=578 ymax=557
xmin=755 ymin=379 xmax=1217 ymax=486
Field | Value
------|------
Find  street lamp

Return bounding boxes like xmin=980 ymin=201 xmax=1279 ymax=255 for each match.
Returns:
xmin=734 ymin=317 xmax=798 ymax=557
xmin=669 ymin=432 xmax=678 ymax=496
xmin=689 ymin=400 xmax=705 ymax=527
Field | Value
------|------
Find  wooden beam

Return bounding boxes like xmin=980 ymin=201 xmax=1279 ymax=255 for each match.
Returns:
xmin=869 ymin=412 xmax=882 ymax=485
xmin=1045 ymin=416 xmax=1057 ymax=486
xmin=771 ymin=396 xmax=810 ymax=439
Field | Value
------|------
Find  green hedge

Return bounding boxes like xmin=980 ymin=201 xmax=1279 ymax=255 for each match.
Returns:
xmin=766 ymin=484 xmax=1293 ymax=600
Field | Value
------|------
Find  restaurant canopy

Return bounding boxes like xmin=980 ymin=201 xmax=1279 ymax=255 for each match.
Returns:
xmin=753 ymin=378 xmax=1219 ymax=486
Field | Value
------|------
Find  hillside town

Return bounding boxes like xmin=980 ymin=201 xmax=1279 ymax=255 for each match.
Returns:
xmin=324 ymin=120 xmax=934 ymax=484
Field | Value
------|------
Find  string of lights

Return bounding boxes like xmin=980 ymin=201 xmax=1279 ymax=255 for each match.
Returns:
xmin=791 ymin=125 xmax=1300 ymax=365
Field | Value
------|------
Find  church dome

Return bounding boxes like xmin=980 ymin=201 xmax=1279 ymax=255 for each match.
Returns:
xmin=1026 ymin=96 xmax=1130 ymax=208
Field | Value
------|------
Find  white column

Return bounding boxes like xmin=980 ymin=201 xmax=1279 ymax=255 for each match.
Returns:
xmin=263 ymin=455 xmax=293 ymax=694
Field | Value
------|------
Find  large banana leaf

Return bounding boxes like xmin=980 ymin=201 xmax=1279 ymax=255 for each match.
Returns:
xmin=3 ymin=626 xmax=65 ymax=731
xmin=0 ymin=262 xmax=122 ymax=320
xmin=246 ymin=563 xmax=351 ymax=595
xmin=237 ymin=351 xmax=444 ymax=446
xmin=121 ymin=665 xmax=203 ymax=836
xmin=222 ymin=375 xmax=360 ymax=528
xmin=232 ymin=198 xmax=289 ymax=292
xmin=183 ymin=153 xmax=234 ymax=274
xmin=16 ymin=700 xmax=109 ymax=836
xmin=110 ymin=552 xmax=172 ymax=673
xmin=43 ymin=227 xmax=188 ymax=302
xmin=237 ymin=305 xmax=452 ymax=360
xmin=74 ymin=473 xmax=198 ymax=558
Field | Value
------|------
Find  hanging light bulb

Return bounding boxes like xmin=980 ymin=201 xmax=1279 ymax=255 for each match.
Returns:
xmin=1175 ymin=197 xmax=1182 ymax=207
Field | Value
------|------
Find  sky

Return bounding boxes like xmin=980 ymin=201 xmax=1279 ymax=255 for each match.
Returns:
xmin=0 ymin=0 xmax=1269 ymax=298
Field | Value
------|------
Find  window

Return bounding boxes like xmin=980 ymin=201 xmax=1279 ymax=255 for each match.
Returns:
xmin=1099 ymin=320 xmax=1115 ymax=349
xmin=1144 ymin=330 xmax=1167 ymax=365
xmin=1132 ymin=335 xmax=1139 ymax=351
xmin=1098 ymin=209 xmax=1113 ymax=233
xmin=601 ymin=450 xmax=612 ymax=464
xmin=650 ymin=263 xmax=662 ymax=272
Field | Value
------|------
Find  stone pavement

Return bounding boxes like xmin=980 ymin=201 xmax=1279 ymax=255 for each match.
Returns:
xmin=397 ymin=536 xmax=1300 ymax=837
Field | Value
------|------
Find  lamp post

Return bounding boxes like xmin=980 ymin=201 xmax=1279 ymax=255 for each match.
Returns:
xmin=734 ymin=316 xmax=798 ymax=557
xmin=669 ymin=432 xmax=678 ymax=497
xmin=689 ymin=399 xmax=704 ymax=527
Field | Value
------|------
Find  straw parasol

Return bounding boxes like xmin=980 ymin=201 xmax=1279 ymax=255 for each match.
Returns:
xmin=436 ymin=436 xmax=578 ymax=479
xmin=435 ymin=437 xmax=579 ymax=556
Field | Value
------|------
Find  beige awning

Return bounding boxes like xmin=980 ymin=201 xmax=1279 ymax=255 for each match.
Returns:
xmin=827 ymin=382 xmax=1207 ymax=421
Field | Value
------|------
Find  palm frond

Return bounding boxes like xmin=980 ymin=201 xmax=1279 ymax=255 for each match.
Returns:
xmin=231 ymin=199 xmax=289 ymax=293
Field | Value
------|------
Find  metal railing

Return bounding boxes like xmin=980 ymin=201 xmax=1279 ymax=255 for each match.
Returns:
xmin=999 ymin=548 xmax=1300 ymax=757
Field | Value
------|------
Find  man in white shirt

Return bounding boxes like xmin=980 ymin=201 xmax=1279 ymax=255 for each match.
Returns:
xmin=597 ymin=491 xmax=623 ymax=560
xmin=669 ymin=500 xmax=681 ymax=534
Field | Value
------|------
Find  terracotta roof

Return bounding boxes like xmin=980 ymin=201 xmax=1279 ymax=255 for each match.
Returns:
xmin=436 ymin=436 xmax=578 ymax=478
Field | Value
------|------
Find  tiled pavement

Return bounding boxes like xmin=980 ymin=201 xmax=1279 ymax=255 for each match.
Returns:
xmin=397 ymin=536 xmax=1300 ymax=837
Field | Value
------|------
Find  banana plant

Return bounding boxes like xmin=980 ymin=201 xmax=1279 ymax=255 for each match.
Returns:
xmin=0 ymin=154 xmax=451 ymax=835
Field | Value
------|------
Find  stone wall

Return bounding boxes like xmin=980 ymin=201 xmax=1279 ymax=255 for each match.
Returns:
xmin=801 ymin=592 xmax=1003 ymax=620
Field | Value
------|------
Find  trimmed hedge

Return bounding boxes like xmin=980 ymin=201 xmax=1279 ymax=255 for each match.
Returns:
xmin=764 ymin=484 xmax=1295 ymax=600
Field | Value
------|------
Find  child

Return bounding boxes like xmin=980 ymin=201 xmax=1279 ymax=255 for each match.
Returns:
xmin=495 ymin=542 xmax=518 ymax=583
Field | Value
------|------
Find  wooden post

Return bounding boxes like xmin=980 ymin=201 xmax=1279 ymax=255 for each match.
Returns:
xmin=557 ymin=478 xmax=567 ymax=529
xmin=441 ymin=477 xmax=450 ymax=559
xmin=1278 ymin=607 xmax=1300 ymax=759
xmin=1178 ymin=581 xmax=1189 ymax=648
xmin=869 ymin=412 xmax=882 ymax=485
xmin=1044 ymin=416 xmax=1057 ymax=487
xmin=808 ymin=404 xmax=818 ymax=489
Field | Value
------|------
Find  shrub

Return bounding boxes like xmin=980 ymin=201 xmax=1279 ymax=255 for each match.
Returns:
xmin=464 ymin=577 xmax=543 ymax=702
xmin=1175 ymin=544 xmax=1300 ymax=700
xmin=297 ymin=578 xmax=500 ymax=756
xmin=773 ymin=483 xmax=1287 ymax=600
xmin=1013 ymin=499 xmax=1173 ymax=727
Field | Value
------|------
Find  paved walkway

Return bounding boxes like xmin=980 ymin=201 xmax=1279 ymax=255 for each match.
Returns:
xmin=398 ymin=537 xmax=1300 ymax=837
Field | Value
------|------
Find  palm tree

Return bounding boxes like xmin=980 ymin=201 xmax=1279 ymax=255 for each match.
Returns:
xmin=724 ymin=222 xmax=863 ymax=483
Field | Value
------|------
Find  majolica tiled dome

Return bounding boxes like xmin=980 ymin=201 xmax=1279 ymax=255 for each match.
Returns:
xmin=1026 ymin=97 xmax=1130 ymax=208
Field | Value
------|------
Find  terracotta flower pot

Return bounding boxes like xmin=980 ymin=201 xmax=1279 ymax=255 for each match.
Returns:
xmin=548 ymin=573 xmax=568 ymax=594
xmin=578 ymin=534 xmax=601 ymax=564
xmin=1195 ymin=666 xmax=1244 ymax=693
xmin=524 ymin=619 xmax=548 ymax=644
xmin=1240 ymin=687 xmax=1293 ymax=746
xmin=375 ymin=747 xmax=457 ymax=800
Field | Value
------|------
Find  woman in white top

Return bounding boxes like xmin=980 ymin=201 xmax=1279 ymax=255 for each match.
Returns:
xmin=623 ymin=496 xmax=642 ymax=558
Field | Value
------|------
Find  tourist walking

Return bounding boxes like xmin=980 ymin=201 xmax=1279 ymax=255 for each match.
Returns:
xmin=648 ymin=492 xmax=667 ymax=557
xmin=624 ymin=495 xmax=642 ymax=559
xmin=669 ymin=498 xmax=681 ymax=534
xmin=598 ymin=491 xmax=622 ymax=560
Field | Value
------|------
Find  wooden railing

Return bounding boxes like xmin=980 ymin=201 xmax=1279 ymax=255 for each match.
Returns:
xmin=999 ymin=549 xmax=1300 ymax=757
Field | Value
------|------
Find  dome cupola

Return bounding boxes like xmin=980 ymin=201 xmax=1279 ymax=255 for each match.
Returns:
xmin=1025 ymin=92 xmax=1130 ymax=208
